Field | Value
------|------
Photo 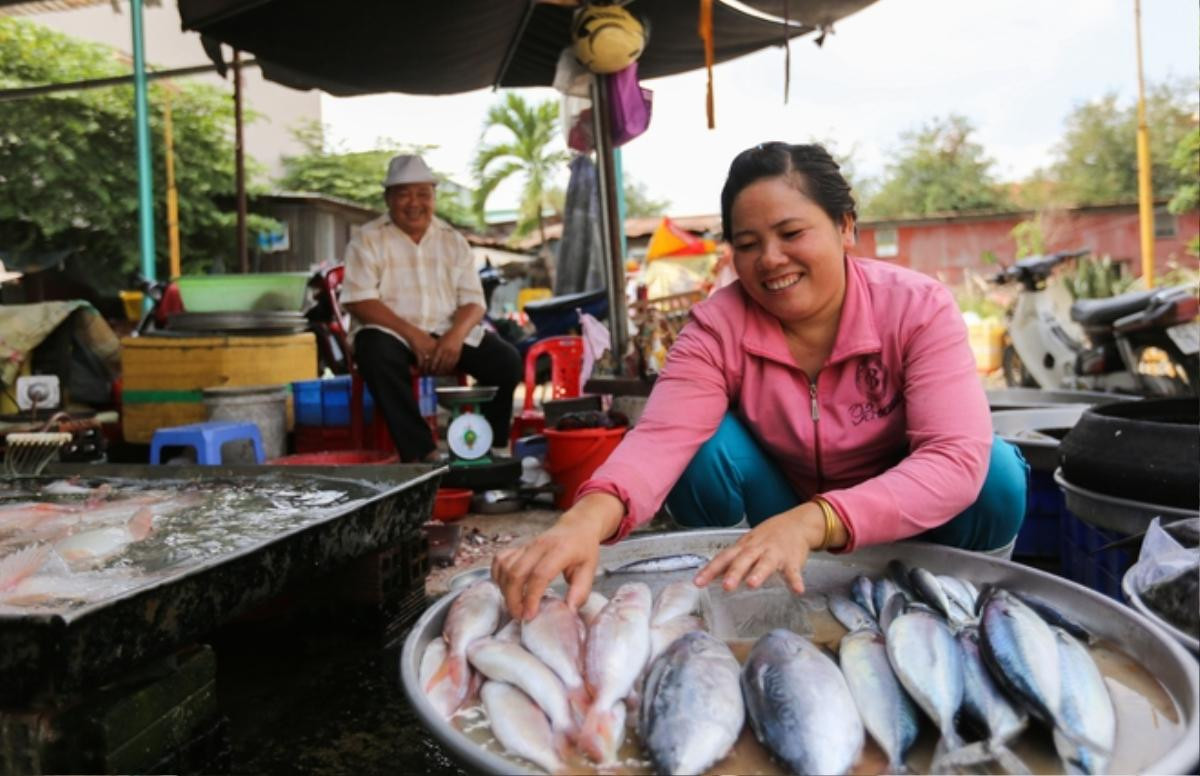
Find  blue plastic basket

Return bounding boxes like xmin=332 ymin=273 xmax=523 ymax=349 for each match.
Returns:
xmin=1058 ymin=507 xmax=1133 ymax=602
xmin=1013 ymin=469 xmax=1065 ymax=560
xmin=291 ymin=377 xmax=375 ymax=426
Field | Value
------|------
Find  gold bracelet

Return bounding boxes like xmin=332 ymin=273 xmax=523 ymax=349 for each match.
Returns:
xmin=812 ymin=497 xmax=839 ymax=552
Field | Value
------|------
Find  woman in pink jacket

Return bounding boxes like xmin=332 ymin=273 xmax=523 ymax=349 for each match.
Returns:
xmin=494 ymin=142 xmax=1027 ymax=620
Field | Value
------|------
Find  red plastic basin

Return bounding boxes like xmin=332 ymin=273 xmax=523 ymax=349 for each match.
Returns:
xmin=433 ymin=488 xmax=473 ymax=522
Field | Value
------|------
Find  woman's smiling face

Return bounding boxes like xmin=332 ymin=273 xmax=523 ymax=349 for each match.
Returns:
xmin=729 ymin=175 xmax=855 ymax=330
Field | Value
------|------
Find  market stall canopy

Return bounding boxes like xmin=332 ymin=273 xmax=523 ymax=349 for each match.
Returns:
xmin=175 ymin=0 xmax=876 ymax=95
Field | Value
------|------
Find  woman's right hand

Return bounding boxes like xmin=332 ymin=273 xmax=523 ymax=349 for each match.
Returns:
xmin=491 ymin=492 xmax=625 ymax=620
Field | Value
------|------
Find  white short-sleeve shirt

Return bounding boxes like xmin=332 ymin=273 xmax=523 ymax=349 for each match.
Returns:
xmin=341 ymin=215 xmax=486 ymax=349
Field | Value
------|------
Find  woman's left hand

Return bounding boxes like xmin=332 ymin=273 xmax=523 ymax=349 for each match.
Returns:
xmin=693 ymin=503 xmax=826 ymax=594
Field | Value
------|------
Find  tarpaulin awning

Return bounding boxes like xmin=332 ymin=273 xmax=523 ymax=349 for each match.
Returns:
xmin=176 ymin=0 xmax=877 ymax=95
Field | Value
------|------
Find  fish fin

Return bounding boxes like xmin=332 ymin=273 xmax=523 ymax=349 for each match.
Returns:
xmin=567 ymin=685 xmax=591 ymax=727
xmin=126 ymin=507 xmax=154 ymax=540
xmin=424 ymin=653 xmax=462 ymax=694
xmin=928 ymin=732 xmax=968 ymax=775
xmin=0 ymin=544 xmax=49 ymax=592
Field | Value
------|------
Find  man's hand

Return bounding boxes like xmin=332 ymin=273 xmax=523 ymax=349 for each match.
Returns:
xmin=692 ymin=503 xmax=828 ymax=595
xmin=406 ymin=330 xmax=439 ymax=372
xmin=430 ymin=332 xmax=464 ymax=375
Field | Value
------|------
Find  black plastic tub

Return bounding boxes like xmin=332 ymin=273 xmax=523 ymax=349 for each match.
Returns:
xmin=0 ymin=463 xmax=442 ymax=703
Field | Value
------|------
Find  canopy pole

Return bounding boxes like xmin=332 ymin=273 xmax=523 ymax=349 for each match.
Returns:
xmin=163 ymin=88 xmax=181 ymax=279
xmin=130 ymin=0 xmax=156 ymax=287
xmin=1132 ymin=0 xmax=1155 ymax=286
xmin=591 ymin=74 xmax=628 ymax=376
xmin=234 ymin=49 xmax=248 ymax=273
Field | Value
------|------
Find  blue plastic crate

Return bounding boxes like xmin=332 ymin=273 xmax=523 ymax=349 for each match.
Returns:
xmin=1013 ymin=469 xmax=1064 ymax=560
xmin=321 ymin=376 xmax=375 ymax=426
xmin=1058 ymin=508 xmax=1133 ymax=601
xmin=292 ymin=380 xmax=324 ymax=426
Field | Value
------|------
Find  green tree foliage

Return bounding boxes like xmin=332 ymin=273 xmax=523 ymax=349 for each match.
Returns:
xmin=471 ymin=93 xmax=570 ymax=246
xmin=863 ymin=115 xmax=1010 ymax=219
xmin=0 ymin=18 xmax=261 ymax=291
xmin=1049 ymin=79 xmax=1198 ymax=206
xmin=623 ymin=175 xmax=670 ymax=218
xmin=273 ymin=123 xmax=477 ymax=227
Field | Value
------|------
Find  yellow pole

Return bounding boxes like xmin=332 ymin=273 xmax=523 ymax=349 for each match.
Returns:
xmin=1133 ymin=0 xmax=1155 ymax=287
xmin=163 ymin=88 xmax=181 ymax=279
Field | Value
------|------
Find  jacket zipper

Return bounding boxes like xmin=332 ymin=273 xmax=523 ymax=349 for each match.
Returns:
xmin=809 ymin=377 xmax=823 ymax=492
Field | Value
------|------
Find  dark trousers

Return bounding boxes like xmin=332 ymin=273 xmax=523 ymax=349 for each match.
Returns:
xmin=353 ymin=328 xmax=523 ymax=462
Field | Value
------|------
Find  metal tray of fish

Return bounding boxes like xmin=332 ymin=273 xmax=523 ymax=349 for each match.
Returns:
xmin=400 ymin=529 xmax=1200 ymax=775
xmin=0 ymin=462 xmax=443 ymax=703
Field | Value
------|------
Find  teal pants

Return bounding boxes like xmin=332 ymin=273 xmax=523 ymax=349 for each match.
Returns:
xmin=665 ymin=414 xmax=1028 ymax=552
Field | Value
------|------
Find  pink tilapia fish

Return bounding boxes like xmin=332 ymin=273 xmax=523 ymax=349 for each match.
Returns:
xmin=54 ymin=507 xmax=154 ymax=567
xmin=467 ymin=637 xmax=575 ymax=735
xmin=578 ymin=591 xmax=608 ymax=626
xmin=522 ymin=597 xmax=590 ymax=721
xmin=425 ymin=580 xmax=503 ymax=719
xmin=481 ymin=681 xmax=566 ymax=775
xmin=0 ymin=554 xmax=140 ymax=607
xmin=0 ymin=503 xmax=74 ymax=535
xmin=580 ymin=582 xmax=652 ymax=764
xmin=494 ymin=618 xmax=522 ymax=644
xmin=651 ymin=580 xmax=703 ymax=627
xmin=0 ymin=544 xmax=51 ymax=593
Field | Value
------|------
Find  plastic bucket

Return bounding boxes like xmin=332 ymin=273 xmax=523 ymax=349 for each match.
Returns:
xmin=203 ymin=384 xmax=288 ymax=460
xmin=543 ymin=426 xmax=627 ymax=509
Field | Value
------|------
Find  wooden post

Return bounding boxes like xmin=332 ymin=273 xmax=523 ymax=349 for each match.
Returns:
xmin=234 ymin=49 xmax=248 ymax=273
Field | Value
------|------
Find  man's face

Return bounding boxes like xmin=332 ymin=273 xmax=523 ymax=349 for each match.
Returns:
xmin=385 ymin=183 xmax=435 ymax=239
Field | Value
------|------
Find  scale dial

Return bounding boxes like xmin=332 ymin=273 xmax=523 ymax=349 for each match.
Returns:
xmin=447 ymin=413 xmax=493 ymax=460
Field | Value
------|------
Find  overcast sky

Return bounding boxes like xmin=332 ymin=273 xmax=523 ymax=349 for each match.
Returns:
xmin=321 ymin=0 xmax=1199 ymax=217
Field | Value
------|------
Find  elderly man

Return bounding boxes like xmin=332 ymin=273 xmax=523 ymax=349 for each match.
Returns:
xmin=342 ymin=154 xmax=522 ymax=463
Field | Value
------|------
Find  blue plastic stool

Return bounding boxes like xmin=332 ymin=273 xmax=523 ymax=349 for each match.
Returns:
xmin=150 ymin=421 xmax=265 ymax=465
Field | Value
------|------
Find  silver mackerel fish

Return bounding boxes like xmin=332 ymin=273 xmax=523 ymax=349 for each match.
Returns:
xmin=742 ymin=628 xmax=864 ymax=775
xmin=839 ymin=629 xmax=919 ymax=773
xmin=639 ymin=631 xmax=744 ymax=776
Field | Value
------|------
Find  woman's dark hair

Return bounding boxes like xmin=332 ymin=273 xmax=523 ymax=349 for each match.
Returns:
xmin=719 ymin=142 xmax=857 ymax=241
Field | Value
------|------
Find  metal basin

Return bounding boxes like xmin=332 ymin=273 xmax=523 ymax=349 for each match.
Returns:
xmin=436 ymin=385 xmax=498 ymax=409
xmin=400 ymin=529 xmax=1200 ymax=774
xmin=986 ymin=387 xmax=1138 ymax=410
xmin=991 ymin=406 xmax=1086 ymax=472
xmin=1123 ymin=563 xmax=1200 ymax=654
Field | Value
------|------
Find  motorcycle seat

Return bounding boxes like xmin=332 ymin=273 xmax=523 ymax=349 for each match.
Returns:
xmin=1070 ymin=289 xmax=1158 ymax=326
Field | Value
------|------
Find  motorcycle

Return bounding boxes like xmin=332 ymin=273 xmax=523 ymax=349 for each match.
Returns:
xmin=992 ymin=250 xmax=1199 ymax=396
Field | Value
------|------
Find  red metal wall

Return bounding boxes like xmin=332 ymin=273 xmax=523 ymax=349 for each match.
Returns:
xmin=856 ymin=206 xmax=1200 ymax=284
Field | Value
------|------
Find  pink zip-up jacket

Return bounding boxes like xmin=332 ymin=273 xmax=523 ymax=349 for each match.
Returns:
xmin=578 ymin=256 xmax=992 ymax=550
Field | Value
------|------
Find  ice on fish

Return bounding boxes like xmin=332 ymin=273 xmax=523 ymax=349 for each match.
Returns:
xmin=54 ymin=506 xmax=154 ymax=567
xmin=741 ymin=628 xmax=864 ymax=775
xmin=640 ymin=631 xmax=743 ymax=775
xmin=480 ymin=681 xmax=566 ymax=775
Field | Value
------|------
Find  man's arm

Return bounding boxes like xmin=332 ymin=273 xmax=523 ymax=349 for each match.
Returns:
xmin=344 ymin=299 xmax=438 ymax=364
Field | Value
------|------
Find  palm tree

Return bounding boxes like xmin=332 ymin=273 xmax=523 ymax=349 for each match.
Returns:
xmin=471 ymin=93 xmax=569 ymax=247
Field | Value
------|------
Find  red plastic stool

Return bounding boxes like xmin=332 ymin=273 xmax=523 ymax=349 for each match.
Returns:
xmin=510 ymin=335 xmax=585 ymax=445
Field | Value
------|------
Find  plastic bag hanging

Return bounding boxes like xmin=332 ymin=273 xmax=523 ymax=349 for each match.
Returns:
xmin=607 ymin=62 xmax=653 ymax=147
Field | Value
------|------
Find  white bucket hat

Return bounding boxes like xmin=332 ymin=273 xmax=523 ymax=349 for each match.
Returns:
xmin=0 ymin=259 xmax=22 ymax=285
xmin=382 ymin=154 xmax=437 ymax=188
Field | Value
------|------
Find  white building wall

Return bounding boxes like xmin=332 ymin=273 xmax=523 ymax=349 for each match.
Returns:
xmin=29 ymin=0 xmax=320 ymax=181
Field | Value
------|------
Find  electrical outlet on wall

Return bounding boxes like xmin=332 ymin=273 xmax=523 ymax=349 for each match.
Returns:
xmin=16 ymin=375 xmax=61 ymax=411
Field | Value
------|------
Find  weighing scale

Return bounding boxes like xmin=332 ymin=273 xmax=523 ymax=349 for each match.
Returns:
xmin=436 ymin=385 xmax=499 ymax=467
xmin=435 ymin=385 xmax=523 ymax=491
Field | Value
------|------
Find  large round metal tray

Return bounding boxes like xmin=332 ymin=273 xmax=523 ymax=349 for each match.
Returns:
xmin=1123 ymin=562 xmax=1200 ymax=653
xmin=1055 ymin=468 xmax=1199 ymax=536
xmin=986 ymin=387 xmax=1138 ymax=410
xmin=166 ymin=311 xmax=309 ymax=334
xmin=400 ymin=530 xmax=1200 ymax=775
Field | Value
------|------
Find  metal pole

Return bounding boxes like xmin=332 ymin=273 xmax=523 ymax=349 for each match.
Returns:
xmin=613 ymin=146 xmax=628 ymax=260
xmin=234 ymin=49 xmax=248 ymax=274
xmin=130 ymin=0 xmax=156 ymax=287
xmin=591 ymin=74 xmax=629 ymax=376
xmin=163 ymin=89 xmax=181 ymax=278
xmin=1133 ymin=0 xmax=1155 ymax=286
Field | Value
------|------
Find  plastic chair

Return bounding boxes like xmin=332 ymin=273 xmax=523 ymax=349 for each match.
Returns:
xmin=150 ymin=420 xmax=264 ymax=465
xmin=510 ymin=335 xmax=585 ymax=445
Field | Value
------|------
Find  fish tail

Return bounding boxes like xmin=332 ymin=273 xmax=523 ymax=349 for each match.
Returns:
xmin=992 ymin=742 xmax=1033 ymax=775
xmin=127 ymin=507 xmax=154 ymax=540
xmin=928 ymin=731 xmax=967 ymax=775
xmin=0 ymin=543 xmax=49 ymax=592
xmin=423 ymin=652 xmax=463 ymax=694
xmin=578 ymin=704 xmax=620 ymax=764
xmin=567 ymin=684 xmax=592 ymax=727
